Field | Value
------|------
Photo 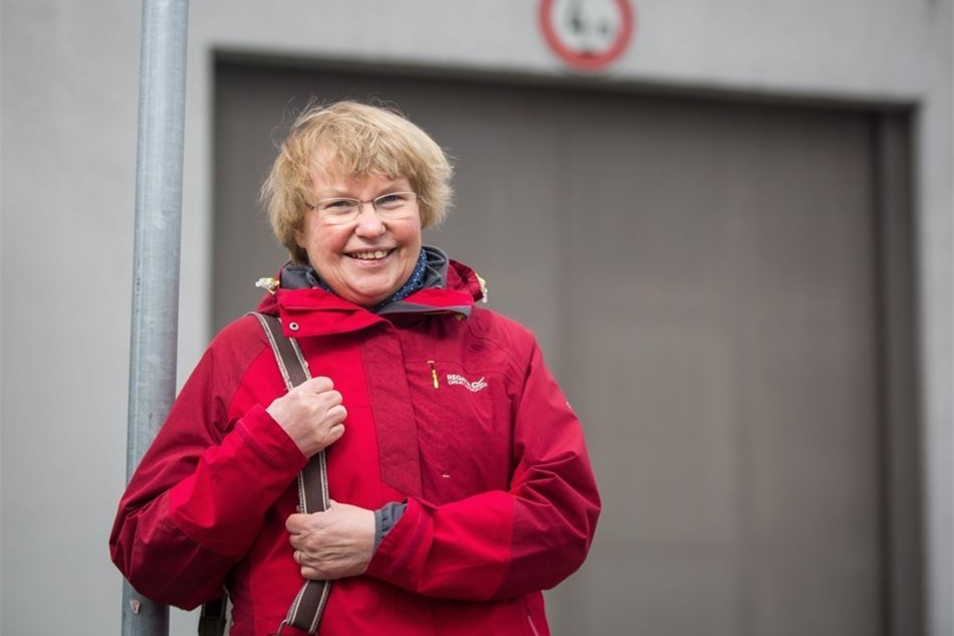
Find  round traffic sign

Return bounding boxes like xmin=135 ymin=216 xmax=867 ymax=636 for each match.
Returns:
xmin=539 ymin=0 xmax=636 ymax=71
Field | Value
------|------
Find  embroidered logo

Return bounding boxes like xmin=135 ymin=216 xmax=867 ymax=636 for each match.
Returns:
xmin=446 ymin=373 xmax=488 ymax=393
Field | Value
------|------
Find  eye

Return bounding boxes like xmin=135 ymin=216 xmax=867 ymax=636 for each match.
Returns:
xmin=375 ymin=193 xmax=411 ymax=209
xmin=319 ymin=198 xmax=358 ymax=213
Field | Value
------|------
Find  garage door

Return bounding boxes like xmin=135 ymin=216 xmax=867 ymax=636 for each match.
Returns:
xmin=213 ymin=58 xmax=921 ymax=636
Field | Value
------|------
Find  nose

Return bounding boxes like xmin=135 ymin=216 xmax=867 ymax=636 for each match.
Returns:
xmin=353 ymin=202 xmax=386 ymax=236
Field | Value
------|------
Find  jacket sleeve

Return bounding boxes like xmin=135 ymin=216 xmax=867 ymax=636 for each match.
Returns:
xmin=365 ymin=338 xmax=601 ymax=601
xmin=109 ymin=325 xmax=307 ymax=610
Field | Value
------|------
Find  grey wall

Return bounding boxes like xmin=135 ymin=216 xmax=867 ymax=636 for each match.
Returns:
xmin=1 ymin=1 xmax=951 ymax=635
xmin=2 ymin=0 xmax=143 ymax=633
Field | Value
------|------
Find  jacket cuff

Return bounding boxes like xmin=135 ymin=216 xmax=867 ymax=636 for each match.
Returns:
xmin=366 ymin=498 xmax=430 ymax=583
xmin=373 ymin=501 xmax=408 ymax=551
xmin=236 ymin=403 xmax=310 ymax=471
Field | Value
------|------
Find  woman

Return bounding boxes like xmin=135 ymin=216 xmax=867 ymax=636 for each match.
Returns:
xmin=111 ymin=100 xmax=601 ymax=636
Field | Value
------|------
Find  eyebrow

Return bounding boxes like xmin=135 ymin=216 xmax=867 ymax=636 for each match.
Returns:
xmin=317 ymin=179 xmax=411 ymax=199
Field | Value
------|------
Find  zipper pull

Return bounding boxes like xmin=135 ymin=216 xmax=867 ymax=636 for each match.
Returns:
xmin=427 ymin=360 xmax=439 ymax=389
xmin=255 ymin=276 xmax=280 ymax=294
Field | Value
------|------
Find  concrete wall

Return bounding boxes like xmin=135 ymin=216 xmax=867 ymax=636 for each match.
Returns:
xmin=2 ymin=1 xmax=950 ymax=634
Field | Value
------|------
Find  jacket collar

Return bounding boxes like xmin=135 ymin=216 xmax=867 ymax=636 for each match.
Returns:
xmin=254 ymin=246 xmax=485 ymax=337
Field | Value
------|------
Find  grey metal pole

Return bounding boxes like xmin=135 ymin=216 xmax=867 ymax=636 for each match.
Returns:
xmin=124 ymin=1 xmax=189 ymax=636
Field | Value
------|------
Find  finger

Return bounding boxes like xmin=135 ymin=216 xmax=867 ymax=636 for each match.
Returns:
xmin=326 ymin=390 xmax=344 ymax=406
xmin=285 ymin=513 xmax=307 ymax=533
xmin=297 ymin=376 xmax=334 ymax=393
xmin=327 ymin=423 xmax=346 ymax=443
xmin=326 ymin=404 xmax=347 ymax=423
xmin=300 ymin=565 xmax=325 ymax=581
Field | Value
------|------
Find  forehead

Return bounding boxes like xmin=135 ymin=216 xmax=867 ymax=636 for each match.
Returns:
xmin=307 ymin=141 xmax=416 ymax=188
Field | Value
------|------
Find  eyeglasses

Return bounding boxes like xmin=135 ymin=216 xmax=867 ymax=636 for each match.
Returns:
xmin=305 ymin=191 xmax=420 ymax=225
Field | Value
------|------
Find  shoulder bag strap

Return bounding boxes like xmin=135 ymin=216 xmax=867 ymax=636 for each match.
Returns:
xmin=199 ymin=313 xmax=333 ymax=636
xmin=252 ymin=312 xmax=333 ymax=635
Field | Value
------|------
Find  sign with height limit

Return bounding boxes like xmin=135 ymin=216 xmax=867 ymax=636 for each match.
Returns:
xmin=539 ymin=0 xmax=636 ymax=71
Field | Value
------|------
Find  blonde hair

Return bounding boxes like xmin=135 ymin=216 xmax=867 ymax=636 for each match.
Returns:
xmin=261 ymin=100 xmax=453 ymax=264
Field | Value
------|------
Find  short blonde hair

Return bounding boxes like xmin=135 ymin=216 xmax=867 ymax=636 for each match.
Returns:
xmin=261 ymin=100 xmax=453 ymax=264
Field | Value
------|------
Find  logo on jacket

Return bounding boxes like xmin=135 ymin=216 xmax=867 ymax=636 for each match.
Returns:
xmin=446 ymin=373 xmax=488 ymax=393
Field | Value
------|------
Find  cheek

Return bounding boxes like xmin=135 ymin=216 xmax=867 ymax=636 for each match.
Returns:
xmin=294 ymin=217 xmax=317 ymax=249
xmin=297 ymin=223 xmax=345 ymax=256
xmin=400 ymin=220 xmax=423 ymax=245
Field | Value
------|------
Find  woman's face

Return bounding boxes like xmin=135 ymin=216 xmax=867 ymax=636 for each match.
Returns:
xmin=295 ymin=171 xmax=423 ymax=308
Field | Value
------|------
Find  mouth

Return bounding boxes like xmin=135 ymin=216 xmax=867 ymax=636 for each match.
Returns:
xmin=346 ymin=249 xmax=393 ymax=261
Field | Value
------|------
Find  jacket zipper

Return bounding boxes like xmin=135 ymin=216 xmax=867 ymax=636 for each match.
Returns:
xmin=427 ymin=360 xmax=439 ymax=389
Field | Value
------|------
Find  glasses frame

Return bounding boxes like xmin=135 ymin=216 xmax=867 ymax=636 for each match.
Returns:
xmin=305 ymin=191 xmax=421 ymax=226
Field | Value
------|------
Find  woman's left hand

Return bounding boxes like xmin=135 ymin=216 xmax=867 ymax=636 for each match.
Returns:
xmin=286 ymin=501 xmax=375 ymax=580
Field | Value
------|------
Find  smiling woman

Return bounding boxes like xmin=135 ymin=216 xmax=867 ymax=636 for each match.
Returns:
xmin=110 ymin=100 xmax=601 ymax=636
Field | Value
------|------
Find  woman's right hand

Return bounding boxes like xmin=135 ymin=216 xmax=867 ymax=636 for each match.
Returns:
xmin=266 ymin=376 xmax=347 ymax=457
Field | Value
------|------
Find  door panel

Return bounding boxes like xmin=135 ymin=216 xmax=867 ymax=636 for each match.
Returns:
xmin=552 ymin=93 xmax=881 ymax=635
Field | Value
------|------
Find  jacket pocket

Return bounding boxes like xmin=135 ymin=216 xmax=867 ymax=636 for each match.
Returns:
xmin=406 ymin=359 xmax=512 ymax=502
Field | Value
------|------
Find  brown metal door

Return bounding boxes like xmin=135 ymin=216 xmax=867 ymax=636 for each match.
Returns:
xmin=214 ymin=59 xmax=919 ymax=636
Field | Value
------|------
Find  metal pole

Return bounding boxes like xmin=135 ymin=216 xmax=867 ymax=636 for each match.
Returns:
xmin=124 ymin=1 xmax=189 ymax=635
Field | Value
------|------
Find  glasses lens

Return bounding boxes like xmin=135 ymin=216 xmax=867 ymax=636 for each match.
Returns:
xmin=317 ymin=199 xmax=360 ymax=224
xmin=374 ymin=192 xmax=416 ymax=219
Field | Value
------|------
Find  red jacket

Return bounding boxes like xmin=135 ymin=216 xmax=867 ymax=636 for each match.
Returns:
xmin=110 ymin=257 xmax=601 ymax=636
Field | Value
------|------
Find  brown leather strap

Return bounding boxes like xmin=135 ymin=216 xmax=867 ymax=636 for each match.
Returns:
xmin=255 ymin=312 xmax=310 ymax=388
xmin=199 ymin=313 xmax=332 ymax=636
xmin=251 ymin=313 xmax=332 ymax=635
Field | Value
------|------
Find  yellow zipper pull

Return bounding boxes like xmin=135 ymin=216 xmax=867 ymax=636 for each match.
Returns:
xmin=427 ymin=360 xmax=439 ymax=389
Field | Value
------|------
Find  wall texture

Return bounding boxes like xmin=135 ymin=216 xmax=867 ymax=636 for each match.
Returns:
xmin=1 ymin=1 xmax=950 ymax=634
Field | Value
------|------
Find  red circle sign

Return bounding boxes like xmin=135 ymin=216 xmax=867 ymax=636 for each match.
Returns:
xmin=539 ymin=0 xmax=635 ymax=71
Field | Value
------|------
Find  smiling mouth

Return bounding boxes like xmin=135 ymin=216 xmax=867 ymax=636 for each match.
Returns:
xmin=347 ymin=249 xmax=393 ymax=261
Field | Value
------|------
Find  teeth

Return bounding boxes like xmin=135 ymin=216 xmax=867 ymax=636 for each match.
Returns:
xmin=350 ymin=250 xmax=390 ymax=260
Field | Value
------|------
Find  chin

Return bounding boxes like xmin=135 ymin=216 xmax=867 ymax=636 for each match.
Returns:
xmin=347 ymin=290 xmax=392 ymax=308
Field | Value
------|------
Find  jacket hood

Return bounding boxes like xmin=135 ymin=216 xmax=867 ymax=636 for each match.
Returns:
xmin=254 ymin=245 xmax=486 ymax=337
